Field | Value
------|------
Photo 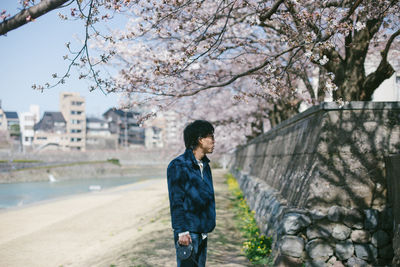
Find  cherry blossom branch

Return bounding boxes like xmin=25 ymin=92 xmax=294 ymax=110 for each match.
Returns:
xmin=259 ymin=0 xmax=285 ymax=22
xmin=0 ymin=0 xmax=71 ymax=35
xmin=381 ymin=27 xmax=400 ymax=61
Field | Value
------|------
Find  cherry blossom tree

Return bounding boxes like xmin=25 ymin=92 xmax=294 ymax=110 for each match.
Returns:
xmin=2 ymin=1 xmax=400 ymax=148
xmin=95 ymin=0 xmax=399 ymax=146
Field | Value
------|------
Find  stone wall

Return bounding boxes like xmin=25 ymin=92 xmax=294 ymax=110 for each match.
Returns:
xmin=386 ymin=155 xmax=400 ymax=266
xmin=230 ymin=102 xmax=400 ymax=266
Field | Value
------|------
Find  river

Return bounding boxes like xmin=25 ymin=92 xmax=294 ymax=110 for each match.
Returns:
xmin=0 ymin=174 xmax=163 ymax=209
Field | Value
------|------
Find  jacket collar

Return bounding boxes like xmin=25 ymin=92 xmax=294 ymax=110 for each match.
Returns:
xmin=184 ymin=148 xmax=210 ymax=167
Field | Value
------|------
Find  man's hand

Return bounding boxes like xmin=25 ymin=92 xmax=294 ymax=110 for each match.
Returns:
xmin=178 ymin=233 xmax=192 ymax=246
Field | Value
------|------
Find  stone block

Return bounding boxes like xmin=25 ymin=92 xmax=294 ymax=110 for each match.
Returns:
xmin=343 ymin=209 xmax=364 ymax=228
xmin=335 ymin=239 xmax=354 ymax=261
xmin=346 ymin=256 xmax=369 ymax=267
xmin=351 ymin=230 xmax=371 ymax=244
xmin=332 ymin=224 xmax=351 ymax=241
xmin=280 ymin=235 xmax=305 ymax=258
xmin=378 ymin=208 xmax=393 ymax=231
xmin=306 ymin=239 xmax=334 ymax=260
xmin=328 ymin=206 xmax=346 ymax=222
xmin=304 ymin=260 xmax=326 ymax=267
xmin=364 ymin=209 xmax=379 ymax=230
xmin=310 ymin=209 xmax=327 ymax=221
xmin=354 ymin=244 xmax=378 ymax=261
xmin=306 ymin=222 xmax=333 ymax=240
xmin=371 ymin=230 xmax=390 ymax=247
xmin=282 ymin=213 xmax=311 ymax=235
xmin=274 ymin=254 xmax=303 ymax=267
xmin=378 ymin=244 xmax=394 ymax=260
xmin=327 ymin=256 xmax=346 ymax=267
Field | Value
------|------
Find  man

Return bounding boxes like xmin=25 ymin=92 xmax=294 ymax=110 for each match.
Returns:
xmin=167 ymin=120 xmax=216 ymax=267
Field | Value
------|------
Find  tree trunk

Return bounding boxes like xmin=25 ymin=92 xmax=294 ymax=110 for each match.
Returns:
xmin=0 ymin=0 xmax=69 ymax=36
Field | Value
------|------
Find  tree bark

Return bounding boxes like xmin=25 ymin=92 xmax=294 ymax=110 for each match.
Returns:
xmin=323 ymin=17 xmax=396 ymax=101
xmin=0 ymin=0 xmax=70 ymax=36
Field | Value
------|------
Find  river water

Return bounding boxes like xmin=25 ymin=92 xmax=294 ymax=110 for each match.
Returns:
xmin=0 ymin=174 xmax=163 ymax=209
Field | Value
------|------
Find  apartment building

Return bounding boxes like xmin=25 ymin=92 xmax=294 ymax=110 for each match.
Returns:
xmin=163 ymin=110 xmax=186 ymax=147
xmin=86 ymin=117 xmax=118 ymax=149
xmin=20 ymin=105 xmax=40 ymax=147
xmin=0 ymin=107 xmax=6 ymax=132
xmin=33 ymin=112 xmax=68 ymax=150
xmin=0 ymin=103 xmax=8 ymax=147
xmin=4 ymin=111 xmax=20 ymax=140
xmin=60 ymin=92 xmax=86 ymax=151
xmin=103 ymin=108 xmax=144 ymax=147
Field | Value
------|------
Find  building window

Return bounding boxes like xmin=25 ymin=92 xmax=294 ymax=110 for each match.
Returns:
xmin=37 ymin=137 xmax=47 ymax=140
xmin=396 ymin=76 xmax=400 ymax=84
xmin=71 ymin=110 xmax=83 ymax=115
xmin=71 ymin=120 xmax=82 ymax=124
xmin=71 ymin=129 xmax=82 ymax=133
xmin=71 ymin=101 xmax=83 ymax=106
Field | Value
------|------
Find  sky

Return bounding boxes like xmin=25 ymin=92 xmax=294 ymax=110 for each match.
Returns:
xmin=0 ymin=1 xmax=128 ymax=118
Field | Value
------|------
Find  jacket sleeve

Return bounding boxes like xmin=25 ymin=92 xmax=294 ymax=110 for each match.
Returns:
xmin=167 ymin=161 xmax=188 ymax=233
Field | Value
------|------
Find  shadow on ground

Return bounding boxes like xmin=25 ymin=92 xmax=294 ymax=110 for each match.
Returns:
xmin=107 ymin=169 xmax=251 ymax=267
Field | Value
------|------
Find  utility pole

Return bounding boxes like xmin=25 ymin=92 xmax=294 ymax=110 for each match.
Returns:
xmin=124 ymin=111 xmax=128 ymax=148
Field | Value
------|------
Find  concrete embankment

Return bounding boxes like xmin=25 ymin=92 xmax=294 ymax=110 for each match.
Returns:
xmin=0 ymin=162 xmax=166 ymax=184
xmin=0 ymin=149 xmax=172 ymax=183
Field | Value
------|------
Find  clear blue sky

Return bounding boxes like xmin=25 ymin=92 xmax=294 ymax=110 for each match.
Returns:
xmin=0 ymin=1 xmax=127 ymax=117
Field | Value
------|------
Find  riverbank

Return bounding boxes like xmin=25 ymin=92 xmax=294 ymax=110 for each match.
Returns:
xmin=0 ymin=169 xmax=250 ymax=267
xmin=0 ymin=162 xmax=166 ymax=183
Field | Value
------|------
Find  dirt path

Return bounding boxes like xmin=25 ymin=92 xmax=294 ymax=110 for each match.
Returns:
xmin=104 ymin=169 xmax=251 ymax=267
xmin=0 ymin=169 xmax=251 ymax=267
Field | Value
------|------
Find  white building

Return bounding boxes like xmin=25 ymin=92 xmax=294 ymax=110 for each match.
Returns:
xmin=371 ymin=69 xmax=400 ymax=101
xmin=144 ymin=126 xmax=163 ymax=148
xmin=19 ymin=105 xmax=40 ymax=147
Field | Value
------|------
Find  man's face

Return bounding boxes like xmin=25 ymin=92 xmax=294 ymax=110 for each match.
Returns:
xmin=199 ymin=134 xmax=215 ymax=154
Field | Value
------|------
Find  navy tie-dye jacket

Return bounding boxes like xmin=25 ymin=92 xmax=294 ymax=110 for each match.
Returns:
xmin=167 ymin=149 xmax=216 ymax=234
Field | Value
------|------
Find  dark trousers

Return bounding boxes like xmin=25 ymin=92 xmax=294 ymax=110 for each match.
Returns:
xmin=174 ymin=232 xmax=208 ymax=267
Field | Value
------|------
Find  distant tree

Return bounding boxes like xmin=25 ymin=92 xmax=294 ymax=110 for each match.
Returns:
xmin=9 ymin=124 xmax=20 ymax=137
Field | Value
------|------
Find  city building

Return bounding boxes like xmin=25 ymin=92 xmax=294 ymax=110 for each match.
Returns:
xmin=86 ymin=117 xmax=118 ymax=150
xmin=144 ymin=126 xmax=163 ymax=148
xmin=4 ymin=111 xmax=20 ymax=140
xmin=0 ymin=102 xmax=9 ymax=148
xmin=19 ymin=105 xmax=40 ymax=148
xmin=0 ymin=104 xmax=7 ymax=132
xmin=60 ymin=92 xmax=86 ymax=151
xmin=162 ymin=110 xmax=185 ymax=147
xmin=103 ymin=108 xmax=145 ymax=147
xmin=33 ymin=112 xmax=68 ymax=151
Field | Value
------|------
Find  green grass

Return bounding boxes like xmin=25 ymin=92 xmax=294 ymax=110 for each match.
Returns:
xmin=107 ymin=158 xmax=121 ymax=166
xmin=11 ymin=160 xmax=117 ymax=171
xmin=226 ymin=173 xmax=274 ymax=266
xmin=0 ymin=159 xmax=42 ymax=163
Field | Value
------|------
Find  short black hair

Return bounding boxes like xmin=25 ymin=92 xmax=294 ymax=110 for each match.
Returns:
xmin=183 ymin=120 xmax=214 ymax=149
